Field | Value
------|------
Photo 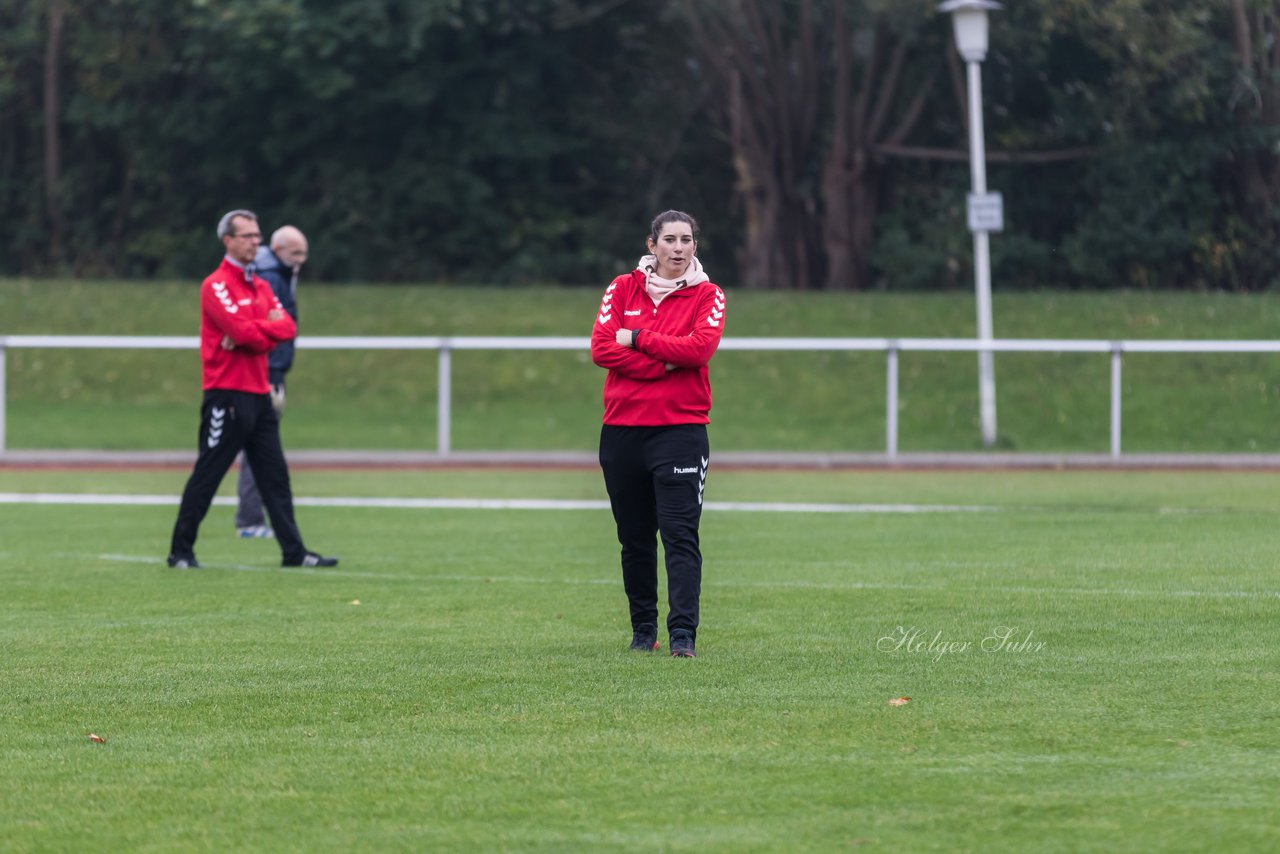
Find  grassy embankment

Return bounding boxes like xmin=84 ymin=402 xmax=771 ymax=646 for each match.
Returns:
xmin=4 ymin=278 xmax=1280 ymax=452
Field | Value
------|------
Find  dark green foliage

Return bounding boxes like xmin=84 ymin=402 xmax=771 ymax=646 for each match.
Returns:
xmin=0 ymin=0 xmax=733 ymax=284
xmin=865 ymin=0 xmax=1280 ymax=291
xmin=0 ymin=0 xmax=1277 ymax=288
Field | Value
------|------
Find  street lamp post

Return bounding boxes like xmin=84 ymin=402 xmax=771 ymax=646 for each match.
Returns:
xmin=940 ymin=0 xmax=1002 ymax=448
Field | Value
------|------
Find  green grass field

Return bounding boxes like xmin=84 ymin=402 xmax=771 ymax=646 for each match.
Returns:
xmin=6 ymin=279 xmax=1280 ymax=453
xmin=2 ymin=466 xmax=1278 ymax=851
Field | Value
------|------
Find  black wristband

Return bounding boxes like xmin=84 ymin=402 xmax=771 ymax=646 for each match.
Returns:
xmin=632 ymin=329 xmax=641 ymax=348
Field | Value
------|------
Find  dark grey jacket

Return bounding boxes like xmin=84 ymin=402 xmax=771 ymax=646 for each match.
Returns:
xmin=254 ymin=246 xmax=299 ymax=386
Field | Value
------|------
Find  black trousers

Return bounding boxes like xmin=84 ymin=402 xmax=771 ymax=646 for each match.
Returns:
xmin=599 ymin=424 xmax=709 ymax=637
xmin=235 ymin=379 xmax=285 ymax=529
xmin=169 ymin=390 xmax=307 ymax=563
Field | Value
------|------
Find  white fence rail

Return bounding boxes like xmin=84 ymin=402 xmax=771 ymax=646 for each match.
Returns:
xmin=3 ymin=335 xmax=1280 ymax=458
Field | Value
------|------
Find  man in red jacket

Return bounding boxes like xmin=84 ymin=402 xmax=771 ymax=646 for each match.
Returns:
xmin=167 ymin=209 xmax=337 ymax=570
xmin=591 ymin=210 xmax=726 ymax=658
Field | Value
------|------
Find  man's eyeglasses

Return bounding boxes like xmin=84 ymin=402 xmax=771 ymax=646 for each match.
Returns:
xmin=230 ymin=232 xmax=262 ymax=240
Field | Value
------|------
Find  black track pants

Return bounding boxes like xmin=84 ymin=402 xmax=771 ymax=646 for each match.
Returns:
xmin=599 ymin=424 xmax=709 ymax=637
xmin=236 ymin=380 xmax=286 ymax=529
xmin=169 ymin=390 xmax=306 ymax=563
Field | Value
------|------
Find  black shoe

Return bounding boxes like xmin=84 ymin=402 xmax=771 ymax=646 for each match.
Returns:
xmin=630 ymin=625 xmax=659 ymax=652
xmin=282 ymin=552 xmax=339 ymax=568
xmin=167 ymin=555 xmax=200 ymax=569
xmin=669 ymin=629 xmax=696 ymax=658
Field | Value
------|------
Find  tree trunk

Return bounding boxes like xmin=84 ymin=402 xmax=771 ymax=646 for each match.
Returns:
xmin=685 ymin=1 xmax=822 ymax=289
xmin=823 ymin=21 xmax=919 ymax=291
xmin=728 ymin=69 xmax=780 ymax=288
xmin=821 ymin=8 xmax=858 ymax=290
xmin=1229 ymin=0 xmax=1280 ymax=286
xmin=43 ymin=0 xmax=68 ymax=267
xmin=847 ymin=166 xmax=878 ymax=290
xmin=111 ymin=158 xmax=138 ymax=264
xmin=686 ymin=2 xmax=934 ymax=290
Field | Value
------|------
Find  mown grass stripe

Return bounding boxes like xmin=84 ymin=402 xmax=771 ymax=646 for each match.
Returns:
xmin=84 ymin=551 xmax=1280 ymax=601
xmin=0 ymin=492 xmax=996 ymax=513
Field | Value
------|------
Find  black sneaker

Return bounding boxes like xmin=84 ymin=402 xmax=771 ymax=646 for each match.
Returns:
xmin=166 ymin=556 xmax=200 ymax=569
xmin=283 ymin=552 xmax=339 ymax=568
xmin=629 ymin=625 xmax=659 ymax=652
xmin=669 ymin=629 xmax=696 ymax=658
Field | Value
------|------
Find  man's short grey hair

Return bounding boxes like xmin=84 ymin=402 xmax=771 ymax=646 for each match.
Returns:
xmin=217 ymin=209 xmax=258 ymax=239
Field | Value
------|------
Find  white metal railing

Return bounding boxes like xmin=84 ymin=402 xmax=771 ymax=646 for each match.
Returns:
xmin=3 ymin=334 xmax=1280 ymax=458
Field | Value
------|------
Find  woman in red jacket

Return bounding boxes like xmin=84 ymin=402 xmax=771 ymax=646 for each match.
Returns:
xmin=590 ymin=210 xmax=727 ymax=658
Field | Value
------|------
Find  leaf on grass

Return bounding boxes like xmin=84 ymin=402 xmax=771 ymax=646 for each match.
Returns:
xmin=350 ymin=599 xmax=361 ymax=605
xmin=888 ymin=697 xmax=911 ymax=706
xmin=88 ymin=733 xmax=106 ymax=743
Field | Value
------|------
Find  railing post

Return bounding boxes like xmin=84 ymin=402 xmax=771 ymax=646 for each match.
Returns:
xmin=1110 ymin=343 xmax=1122 ymax=460
xmin=437 ymin=342 xmax=451 ymax=456
xmin=886 ymin=343 xmax=899 ymax=460
xmin=0 ymin=341 xmax=6 ymax=454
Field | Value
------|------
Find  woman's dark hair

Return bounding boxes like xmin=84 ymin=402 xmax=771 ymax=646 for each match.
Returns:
xmin=649 ymin=210 xmax=699 ymax=243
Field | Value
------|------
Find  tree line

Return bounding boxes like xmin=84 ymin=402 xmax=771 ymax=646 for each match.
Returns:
xmin=2 ymin=0 xmax=1278 ymax=290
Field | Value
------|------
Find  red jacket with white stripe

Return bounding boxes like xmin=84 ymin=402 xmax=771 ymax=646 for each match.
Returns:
xmin=199 ymin=257 xmax=298 ymax=393
xmin=590 ymin=269 xmax=726 ymax=426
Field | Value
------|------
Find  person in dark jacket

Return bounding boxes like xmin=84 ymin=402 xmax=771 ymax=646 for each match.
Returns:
xmin=235 ymin=225 xmax=308 ymax=538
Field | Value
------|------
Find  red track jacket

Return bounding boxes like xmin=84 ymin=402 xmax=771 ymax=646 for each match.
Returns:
xmin=199 ymin=257 xmax=297 ymax=393
xmin=590 ymin=269 xmax=726 ymax=426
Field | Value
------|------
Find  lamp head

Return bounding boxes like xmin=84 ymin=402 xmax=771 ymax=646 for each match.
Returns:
xmin=938 ymin=0 xmax=1002 ymax=62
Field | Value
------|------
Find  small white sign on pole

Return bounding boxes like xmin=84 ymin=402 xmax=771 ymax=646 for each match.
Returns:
xmin=966 ymin=191 xmax=1004 ymax=233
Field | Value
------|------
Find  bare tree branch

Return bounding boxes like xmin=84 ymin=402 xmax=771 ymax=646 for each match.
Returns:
xmin=1271 ymin=8 xmax=1280 ymax=80
xmin=1229 ymin=0 xmax=1261 ymax=112
xmin=945 ymin=39 xmax=968 ymax=134
xmin=850 ymin=24 xmax=883 ymax=143
xmin=867 ymin=30 xmax=911 ymax=143
xmin=794 ymin=0 xmax=819 ymax=147
xmin=551 ymin=0 xmax=637 ymax=29
xmin=1232 ymin=0 xmax=1253 ymax=73
xmin=829 ymin=1 xmax=854 ymax=151
xmin=882 ymin=76 xmax=934 ymax=149
xmin=874 ymin=144 xmax=1103 ymax=164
